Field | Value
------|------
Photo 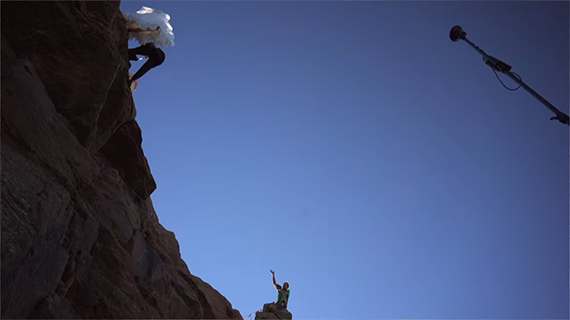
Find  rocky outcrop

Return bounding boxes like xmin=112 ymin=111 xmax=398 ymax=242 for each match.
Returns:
xmin=255 ymin=303 xmax=293 ymax=320
xmin=1 ymin=1 xmax=241 ymax=319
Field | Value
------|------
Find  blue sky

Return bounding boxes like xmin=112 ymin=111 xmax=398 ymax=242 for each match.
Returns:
xmin=120 ymin=1 xmax=569 ymax=319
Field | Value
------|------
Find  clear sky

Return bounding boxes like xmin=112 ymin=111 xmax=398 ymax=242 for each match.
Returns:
xmin=120 ymin=1 xmax=569 ymax=319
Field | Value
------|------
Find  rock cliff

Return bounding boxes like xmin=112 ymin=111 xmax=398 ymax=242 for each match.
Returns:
xmin=1 ymin=1 xmax=242 ymax=319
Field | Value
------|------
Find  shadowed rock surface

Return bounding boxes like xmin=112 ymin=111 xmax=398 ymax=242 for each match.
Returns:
xmin=1 ymin=1 xmax=241 ymax=319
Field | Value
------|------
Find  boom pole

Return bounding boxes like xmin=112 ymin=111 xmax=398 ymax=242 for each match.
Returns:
xmin=449 ymin=25 xmax=569 ymax=125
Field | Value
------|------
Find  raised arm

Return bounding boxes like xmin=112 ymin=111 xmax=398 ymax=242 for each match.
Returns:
xmin=128 ymin=26 xmax=161 ymax=35
xmin=270 ymin=270 xmax=281 ymax=290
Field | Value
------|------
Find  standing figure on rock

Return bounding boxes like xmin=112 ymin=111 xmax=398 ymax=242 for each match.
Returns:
xmin=270 ymin=269 xmax=290 ymax=309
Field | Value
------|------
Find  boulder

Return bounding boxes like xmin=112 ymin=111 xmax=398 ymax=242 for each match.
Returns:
xmin=255 ymin=303 xmax=293 ymax=320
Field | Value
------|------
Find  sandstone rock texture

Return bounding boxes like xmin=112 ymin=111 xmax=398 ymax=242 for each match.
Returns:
xmin=1 ymin=2 xmax=242 ymax=319
xmin=255 ymin=303 xmax=293 ymax=320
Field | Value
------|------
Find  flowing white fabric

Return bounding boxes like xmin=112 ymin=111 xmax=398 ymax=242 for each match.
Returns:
xmin=123 ymin=6 xmax=175 ymax=47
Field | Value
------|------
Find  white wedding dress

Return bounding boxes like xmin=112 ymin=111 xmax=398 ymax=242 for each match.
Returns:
xmin=122 ymin=6 xmax=175 ymax=47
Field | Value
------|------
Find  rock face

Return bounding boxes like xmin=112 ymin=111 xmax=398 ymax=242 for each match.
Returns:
xmin=255 ymin=303 xmax=293 ymax=320
xmin=1 ymin=2 xmax=242 ymax=319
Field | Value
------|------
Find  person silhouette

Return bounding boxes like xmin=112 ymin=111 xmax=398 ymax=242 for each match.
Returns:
xmin=127 ymin=27 xmax=165 ymax=86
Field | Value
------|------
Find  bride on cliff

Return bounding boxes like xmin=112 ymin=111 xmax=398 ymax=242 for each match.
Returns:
xmin=122 ymin=6 xmax=175 ymax=91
